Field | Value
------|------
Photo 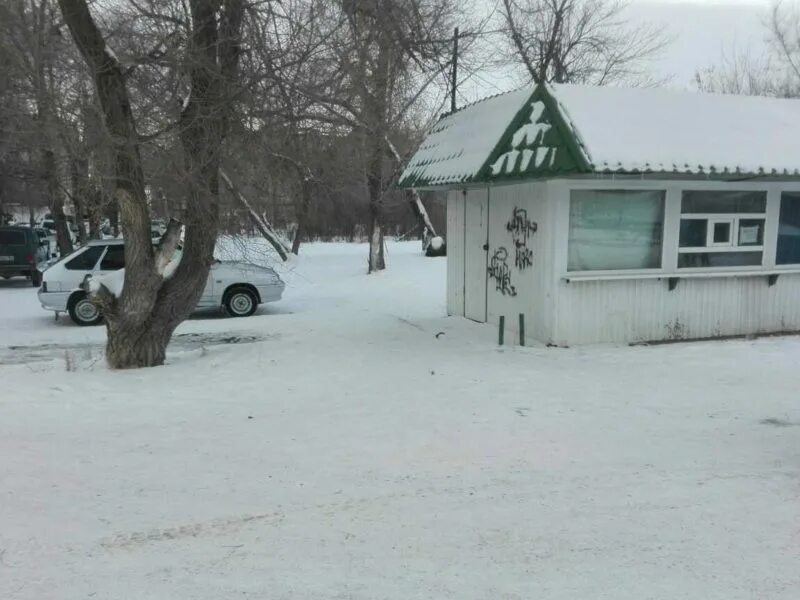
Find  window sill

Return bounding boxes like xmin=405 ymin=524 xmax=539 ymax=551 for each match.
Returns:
xmin=564 ymin=268 xmax=800 ymax=283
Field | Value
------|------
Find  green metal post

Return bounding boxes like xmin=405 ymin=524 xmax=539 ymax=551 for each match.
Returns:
xmin=498 ymin=315 xmax=505 ymax=346
xmin=519 ymin=313 xmax=525 ymax=346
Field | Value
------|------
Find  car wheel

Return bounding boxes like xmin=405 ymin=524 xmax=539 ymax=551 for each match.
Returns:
xmin=223 ymin=287 xmax=258 ymax=318
xmin=31 ymin=270 xmax=42 ymax=287
xmin=68 ymin=292 xmax=103 ymax=326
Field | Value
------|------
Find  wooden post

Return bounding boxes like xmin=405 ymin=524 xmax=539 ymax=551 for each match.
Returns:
xmin=519 ymin=313 xmax=525 ymax=346
xmin=498 ymin=315 xmax=505 ymax=346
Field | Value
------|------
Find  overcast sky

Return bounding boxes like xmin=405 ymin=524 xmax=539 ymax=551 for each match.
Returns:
xmin=629 ymin=0 xmax=770 ymax=83
xmin=458 ymin=0 xmax=772 ymax=101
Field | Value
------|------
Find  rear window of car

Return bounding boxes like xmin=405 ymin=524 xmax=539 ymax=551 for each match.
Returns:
xmin=99 ymin=245 xmax=125 ymax=270
xmin=0 ymin=230 xmax=27 ymax=245
xmin=65 ymin=245 xmax=104 ymax=270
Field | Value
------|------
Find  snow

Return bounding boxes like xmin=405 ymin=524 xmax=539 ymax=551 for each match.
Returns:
xmin=1 ymin=240 xmax=800 ymax=599
xmin=401 ymin=83 xmax=800 ymax=186
xmin=398 ymin=87 xmax=534 ymax=186
xmin=89 ymin=268 xmax=125 ymax=297
xmin=429 ymin=235 xmax=444 ymax=251
xmin=550 ymin=83 xmax=800 ymax=175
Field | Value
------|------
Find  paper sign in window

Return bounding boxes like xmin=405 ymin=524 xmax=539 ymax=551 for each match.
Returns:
xmin=739 ymin=225 xmax=760 ymax=245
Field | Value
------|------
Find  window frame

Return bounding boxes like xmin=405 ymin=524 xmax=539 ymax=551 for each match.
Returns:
xmin=557 ymin=179 xmax=800 ymax=280
xmin=676 ymin=190 xmax=768 ymax=270
xmin=98 ymin=244 xmax=125 ymax=271
xmin=63 ymin=244 xmax=106 ymax=271
xmin=566 ymin=188 xmax=667 ymax=273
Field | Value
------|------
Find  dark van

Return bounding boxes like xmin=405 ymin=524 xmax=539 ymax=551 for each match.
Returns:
xmin=0 ymin=226 xmax=46 ymax=286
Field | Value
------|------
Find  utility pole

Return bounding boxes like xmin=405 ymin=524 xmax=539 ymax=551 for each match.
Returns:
xmin=451 ymin=27 xmax=459 ymax=113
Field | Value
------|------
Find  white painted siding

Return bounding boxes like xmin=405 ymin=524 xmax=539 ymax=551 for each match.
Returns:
xmin=548 ymin=178 xmax=800 ymax=345
xmin=485 ymin=181 xmax=555 ymax=343
xmin=450 ymin=177 xmax=800 ymax=346
xmin=553 ymin=274 xmax=800 ymax=345
xmin=446 ymin=190 xmax=465 ymax=316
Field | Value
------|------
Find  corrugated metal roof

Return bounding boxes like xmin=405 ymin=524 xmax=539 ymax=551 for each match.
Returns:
xmin=399 ymin=83 xmax=800 ymax=188
xmin=397 ymin=87 xmax=535 ymax=187
xmin=552 ymin=84 xmax=800 ymax=176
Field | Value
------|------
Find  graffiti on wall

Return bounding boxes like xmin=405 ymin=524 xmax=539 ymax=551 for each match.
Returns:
xmin=506 ymin=207 xmax=537 ymax=270
xmin=488 ymin=247 xmax=517 ymax=296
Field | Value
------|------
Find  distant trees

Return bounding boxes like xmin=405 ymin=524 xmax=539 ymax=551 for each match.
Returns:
xmin=0 ymin=0 xmax=81 ymax=253
xmin=695 ymin=1 xmax=800 ymax=97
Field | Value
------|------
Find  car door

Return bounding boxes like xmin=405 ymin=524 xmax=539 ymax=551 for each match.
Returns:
xmin=196 ymin=263 xmax=217 ymax=308
xmin=95 ymin=244 xmax=125 ymax=276
xmin=61 ymin=245 xmax=106 ymax=289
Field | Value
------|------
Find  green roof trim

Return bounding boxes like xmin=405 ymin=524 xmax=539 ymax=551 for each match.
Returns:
xmin=475 ymin=85 xmax=591 ymax=182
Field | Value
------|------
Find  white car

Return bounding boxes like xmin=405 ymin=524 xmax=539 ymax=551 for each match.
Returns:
xmin=37 ymin=239 xmax=285 ymax=326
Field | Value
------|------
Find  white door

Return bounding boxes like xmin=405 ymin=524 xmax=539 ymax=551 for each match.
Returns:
xmin=464 ymin=189 xmax=489 ymax=322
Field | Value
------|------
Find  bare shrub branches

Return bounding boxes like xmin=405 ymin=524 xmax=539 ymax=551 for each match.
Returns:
xmin=499 ymin=0 xmax=668 ymax=85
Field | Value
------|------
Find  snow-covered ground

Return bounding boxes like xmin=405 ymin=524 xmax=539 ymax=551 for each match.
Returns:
xmin=1 ymin=241 xmax=799 ymax=599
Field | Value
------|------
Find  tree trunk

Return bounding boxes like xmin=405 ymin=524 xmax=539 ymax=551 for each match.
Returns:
xmin=367 ymin=193 xmax=385 ymax=272
xmin=43 ymin=148 xmax=73 ymax=256
xmin=291 ymin=175 xmax=312 ymax=255
xmin=105 ymin=315 xmax=175 ymax=368
xmin=59 ymin=0 xmax=244 ymax=368
xmin=107 ymin=191 xmax=119 ymax=236
xmin=362 ymin=20 xmax=392 ymax=273
xmin=70 ymin=155 xmax=89 ymax=245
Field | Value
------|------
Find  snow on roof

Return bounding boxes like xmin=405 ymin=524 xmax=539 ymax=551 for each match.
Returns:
xmin=551 ymin=83 xmax=800 ymax=176
xmin=398 ymin=87 xmax=534 ymax=187
xmin=399 ymin=83 xmax=800 ymax=188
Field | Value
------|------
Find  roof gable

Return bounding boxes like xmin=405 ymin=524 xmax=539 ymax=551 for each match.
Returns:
xmin=397 ymin=87 xmax=535 ymax=188
xmin=477 ymin=86 xmax=589 ymax=182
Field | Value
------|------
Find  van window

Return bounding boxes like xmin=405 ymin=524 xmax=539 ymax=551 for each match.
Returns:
xmin=0 ymin=230 xmax=26 ymax=245
xmin=65 ymin=245 xmax=104 ymax=270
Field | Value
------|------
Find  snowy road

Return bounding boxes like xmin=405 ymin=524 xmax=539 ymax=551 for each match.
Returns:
xmin=1 ymin=242 xmax=799 ymax=599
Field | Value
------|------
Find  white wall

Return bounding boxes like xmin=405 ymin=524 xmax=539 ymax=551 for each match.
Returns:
xmin=448 ymin=177 xmax=800 ymax=346
xmin=553 ymin=275 xmax=800 ymax=345
xmin=446 ymin=190 xmax=465 ymax=317
xmin=446 ymin=181 xmax=555 ymax=344
xmin=548 ymin=178 xmax=800 ymax=345
xmin=485 ymin=181 xmax=554 ymax=343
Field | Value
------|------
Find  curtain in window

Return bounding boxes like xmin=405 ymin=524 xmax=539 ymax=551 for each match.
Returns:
xmin=568 ymin=190 xmax=665 ymax=271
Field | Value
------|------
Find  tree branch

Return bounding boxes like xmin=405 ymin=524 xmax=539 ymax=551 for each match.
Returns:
xmin=219 ymin=168 xmax=291 ymax=261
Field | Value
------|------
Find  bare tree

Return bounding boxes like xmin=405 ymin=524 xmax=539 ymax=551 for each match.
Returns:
xmin=320 ymin=0 xmax=458 ymax=272
xmin=694 ymin=52 xmax=796 ymax=97
xmin=57 ymin=0 xmax=245 ymax=368
xmin=499 ymin=0 xmax=667 ymax=85
xmin=694 ymin=2 xmax=800 ymax=98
